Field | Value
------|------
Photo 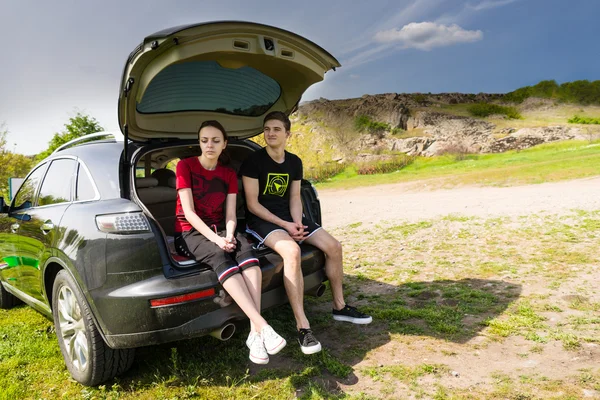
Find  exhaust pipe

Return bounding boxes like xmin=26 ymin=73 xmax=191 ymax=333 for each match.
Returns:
xmin=210 ymin=323 xmax=236 ymax=341
xmin=306 ymin=283 xmax=327 ymax=298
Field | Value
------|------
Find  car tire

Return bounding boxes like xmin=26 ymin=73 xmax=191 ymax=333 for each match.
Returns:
xmin=52 ymin=270 xmax=135 ymax=386
xmin=0 ymin=282 xmax=22 ymax=309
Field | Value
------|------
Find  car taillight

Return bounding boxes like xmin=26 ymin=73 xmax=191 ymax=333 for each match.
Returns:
xmin=150 ymin=288 xmax=216 ymax=307
xmin=96 ymin=212 xmax=150 ymax=233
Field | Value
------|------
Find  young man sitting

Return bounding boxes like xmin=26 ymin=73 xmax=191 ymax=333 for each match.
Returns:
xmin=240 ymin=111 xmax=372 ymax=355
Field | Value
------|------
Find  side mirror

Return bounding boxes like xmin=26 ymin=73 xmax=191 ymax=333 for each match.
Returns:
xmin=0 ymin=197 xmax=8 ymax=213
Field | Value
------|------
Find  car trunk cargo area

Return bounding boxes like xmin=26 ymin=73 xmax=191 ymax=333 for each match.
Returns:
xmin=131 ymin=141 xmax=324 ymax=283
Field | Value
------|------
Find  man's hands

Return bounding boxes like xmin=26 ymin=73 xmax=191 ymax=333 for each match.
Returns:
xmin=284 ymin=221 xmax=309 ymax=242
xmin=216 ymin=233 xmax=237 ymax=252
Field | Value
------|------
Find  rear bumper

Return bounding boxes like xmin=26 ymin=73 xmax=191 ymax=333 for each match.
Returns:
xmin=103 ymin=268 xmax=326 ymax=348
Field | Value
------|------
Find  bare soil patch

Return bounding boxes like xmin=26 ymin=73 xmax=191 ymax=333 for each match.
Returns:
xmin=310 ymin=177 xmax=600 ymax=399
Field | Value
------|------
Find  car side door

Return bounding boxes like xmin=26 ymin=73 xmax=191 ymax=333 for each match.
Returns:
xmin=14 ymin=158 xmax=76 ymax=306
xmin=4 ymin=164 xmax=48 ymax=297
xmin=0 ymin=201 xmax=23 ymax=292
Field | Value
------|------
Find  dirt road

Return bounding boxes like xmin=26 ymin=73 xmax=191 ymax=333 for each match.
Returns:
xmin=319 ymin=176 xmax=600 ymax=228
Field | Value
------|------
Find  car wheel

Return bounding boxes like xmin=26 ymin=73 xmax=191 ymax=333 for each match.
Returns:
xmin=52 ymin=270 xmax=135 ymax=386
xmin=0 ymin=281 xmax=22 ymax=309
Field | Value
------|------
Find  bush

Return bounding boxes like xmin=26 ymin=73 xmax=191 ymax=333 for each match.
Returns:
xmin=438 ymin=142 xmax=477 ymax=161
xmin=467 ymin=103 xmax=521 ymax=119
xmin=504 ymin=79 xmax=600 ymax=105
xmin=390 ymin=127 xmax=406 ymax=136
xmin=305 ymin=162 xmax=347 ymax=183
xmin=568 ymin=115 xmax=600 ymax=125
xmin=354 ymin=115 xmax=392 ymax=134
xmin=356 ymin=156 xmax=414 ymax=175
xmin=413 ymin=93 xmax=428 ymax=104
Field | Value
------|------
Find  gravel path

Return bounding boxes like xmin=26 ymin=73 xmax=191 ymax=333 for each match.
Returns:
xmin=319 ymin=176 xmax=600 ymax=228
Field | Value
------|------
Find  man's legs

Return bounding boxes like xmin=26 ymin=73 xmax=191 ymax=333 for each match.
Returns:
xmin=263 ymin=230 xmax=321 ymax=354
xmin=304 ymin=228 xmax=372 ymax=324
xmin=264 ymin=231 xmax=311 ymax=329
xmin=303 ymin=229 xmax=345 ymax=310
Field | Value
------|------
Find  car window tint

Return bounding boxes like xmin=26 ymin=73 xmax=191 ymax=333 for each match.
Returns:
xmin=136 ymin=61 xmax=280 ymax=116
xmin=12 ymin=164 xmax=47 ymax=211
xmin=38 ymin=159 xmax=77 ymax=206
xmin=76 ymin=164 xmax=97 ymax=201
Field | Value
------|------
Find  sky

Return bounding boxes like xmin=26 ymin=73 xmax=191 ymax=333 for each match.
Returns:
xmin=1 ymin=0 xmax=599 ymax=155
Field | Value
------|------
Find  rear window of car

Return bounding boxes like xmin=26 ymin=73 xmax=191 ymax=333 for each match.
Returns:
xmin=136 ymin=61 xmax=280 ymax=116
xmin=76 ymin=163 xmax=98 ymax=201
xmin=38 ymin=159 xmax=77 ymax=206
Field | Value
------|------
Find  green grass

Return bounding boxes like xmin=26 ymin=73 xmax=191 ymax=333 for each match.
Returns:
xmin=316 ymin=139 xmax=600 ymax=190
xmin=2 ymin=209 xmax=600 ymax=398
xmin=568 ymin=115 xmax=600 ymax=124
xmin=485 ymin=302 xmax=547 ymax=339
xmin=3 ymin=173 xmax=600 ymax=398
xmin=0 ymin=305 xmax=361 ymax=400
xmin=362 ymin=363 xmax=449 ymax=384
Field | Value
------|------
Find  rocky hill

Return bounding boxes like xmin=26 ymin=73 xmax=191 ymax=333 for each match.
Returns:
xmin=292 ymin=93 xmax=594 ymax=162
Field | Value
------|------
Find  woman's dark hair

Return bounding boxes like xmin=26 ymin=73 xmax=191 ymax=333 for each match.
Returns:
xmin=197 ymin=120 xmax=230 ymax=165
xmin=263 ymin=111 xmax=291 ymax=131
xmin=198 ymin=120 xmax=229 ymax=141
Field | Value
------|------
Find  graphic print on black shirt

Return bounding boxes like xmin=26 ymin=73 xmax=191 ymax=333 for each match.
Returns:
xmin=240 ymin=147 xmax=302 ymax=220
xmin=263 ymin=173 xmax=290 ymax=197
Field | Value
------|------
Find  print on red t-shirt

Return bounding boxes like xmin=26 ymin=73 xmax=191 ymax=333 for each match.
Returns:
xmin=174 ymin=157 xmax=238 ymax=233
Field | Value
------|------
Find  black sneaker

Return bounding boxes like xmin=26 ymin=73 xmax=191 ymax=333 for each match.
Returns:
xmin=297 ymin=328 xmax=322 ymax=355
xmin=332 ymin=305 xmax=373 ymax=324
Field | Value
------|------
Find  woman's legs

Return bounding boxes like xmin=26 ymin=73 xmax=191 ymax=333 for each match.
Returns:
xmin=240 ymin=266 xmax=262 ymax=332
xmin=222 ymin=274 xmax=268 ymax=332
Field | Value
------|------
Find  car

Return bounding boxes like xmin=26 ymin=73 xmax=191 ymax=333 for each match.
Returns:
xmin=0 ymin=21 xmax=340 ymax=386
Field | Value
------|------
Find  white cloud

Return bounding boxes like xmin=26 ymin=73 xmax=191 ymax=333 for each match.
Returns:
xmin=374 ymin=22 xmax=483 ymax=50
xmin=468 ymin=0 xmax=518 ymax=11
xmin=350 ymin=74 xmax=360 ymax=79
xmin=337 ymin=0 xmax=445 ymax=56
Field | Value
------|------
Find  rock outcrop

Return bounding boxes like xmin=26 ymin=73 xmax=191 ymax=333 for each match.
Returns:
xmin=295 ymin=93 xmax=587 ymax=159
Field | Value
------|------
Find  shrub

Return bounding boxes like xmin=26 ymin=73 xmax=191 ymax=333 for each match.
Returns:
xmin=356 ymin=156 xmax=414 ymax=175
xmin=413 ymin=93 xmax=427 ymax=104
xmin=305 ymin=162 xmax=347 ymax=183
xmin=467 ymin=103 xmax=521 ymax=119
xmin=567 ymin=115 xmax=600 ymax=125
xmin=354 ymin=115 xmax=392 ymax=135
xmin=438 ymin=142 xmax=477 ymax=161
xmin=503 ymin=87 xmax=532 ymax=103
xmin=504 ymin=79 xmax=600 ymax=105
xmin=390 ymin=127 xmax=406 ymax=136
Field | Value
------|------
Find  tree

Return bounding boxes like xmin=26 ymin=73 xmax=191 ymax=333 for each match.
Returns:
xmin=0 ymin=124 xmax=35 ymax=201
xmin=36 ymin=112 xmax=103 ymax=161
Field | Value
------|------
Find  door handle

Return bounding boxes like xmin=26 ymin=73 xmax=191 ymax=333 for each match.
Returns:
xmin=10 ymin=223 xmax=20 ymax=233
xmin=40 ymin=222 xmax=55 ymax=234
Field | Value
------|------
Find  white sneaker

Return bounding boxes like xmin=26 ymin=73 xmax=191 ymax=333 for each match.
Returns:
xmin=246 ymin=331 xmax=259 ymax=349
xmin=248 ymin=332 xmax=269 ymax=365
xmin=261 ymin=325 xmax=287 ymax=355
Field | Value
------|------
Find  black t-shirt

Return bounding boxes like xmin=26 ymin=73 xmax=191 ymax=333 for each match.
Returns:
xmin=240 ymin=147 xmax=303 ymax=220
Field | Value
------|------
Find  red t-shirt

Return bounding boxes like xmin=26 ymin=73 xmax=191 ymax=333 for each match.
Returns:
xmin=174 ymin=157 xmax=238 ymax=233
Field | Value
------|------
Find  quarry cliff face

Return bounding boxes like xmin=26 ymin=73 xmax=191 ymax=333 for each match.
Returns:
xmin=294 ymin=93 xmax=586 ymax=160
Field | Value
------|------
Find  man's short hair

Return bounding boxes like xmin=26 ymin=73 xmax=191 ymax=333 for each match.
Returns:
xmin=263 ymin=111 xmax=291 ymax=131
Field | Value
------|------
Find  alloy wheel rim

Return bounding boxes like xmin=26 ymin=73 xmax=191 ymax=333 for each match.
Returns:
xmin=57 ymin=285 xmax=89 ymax=372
